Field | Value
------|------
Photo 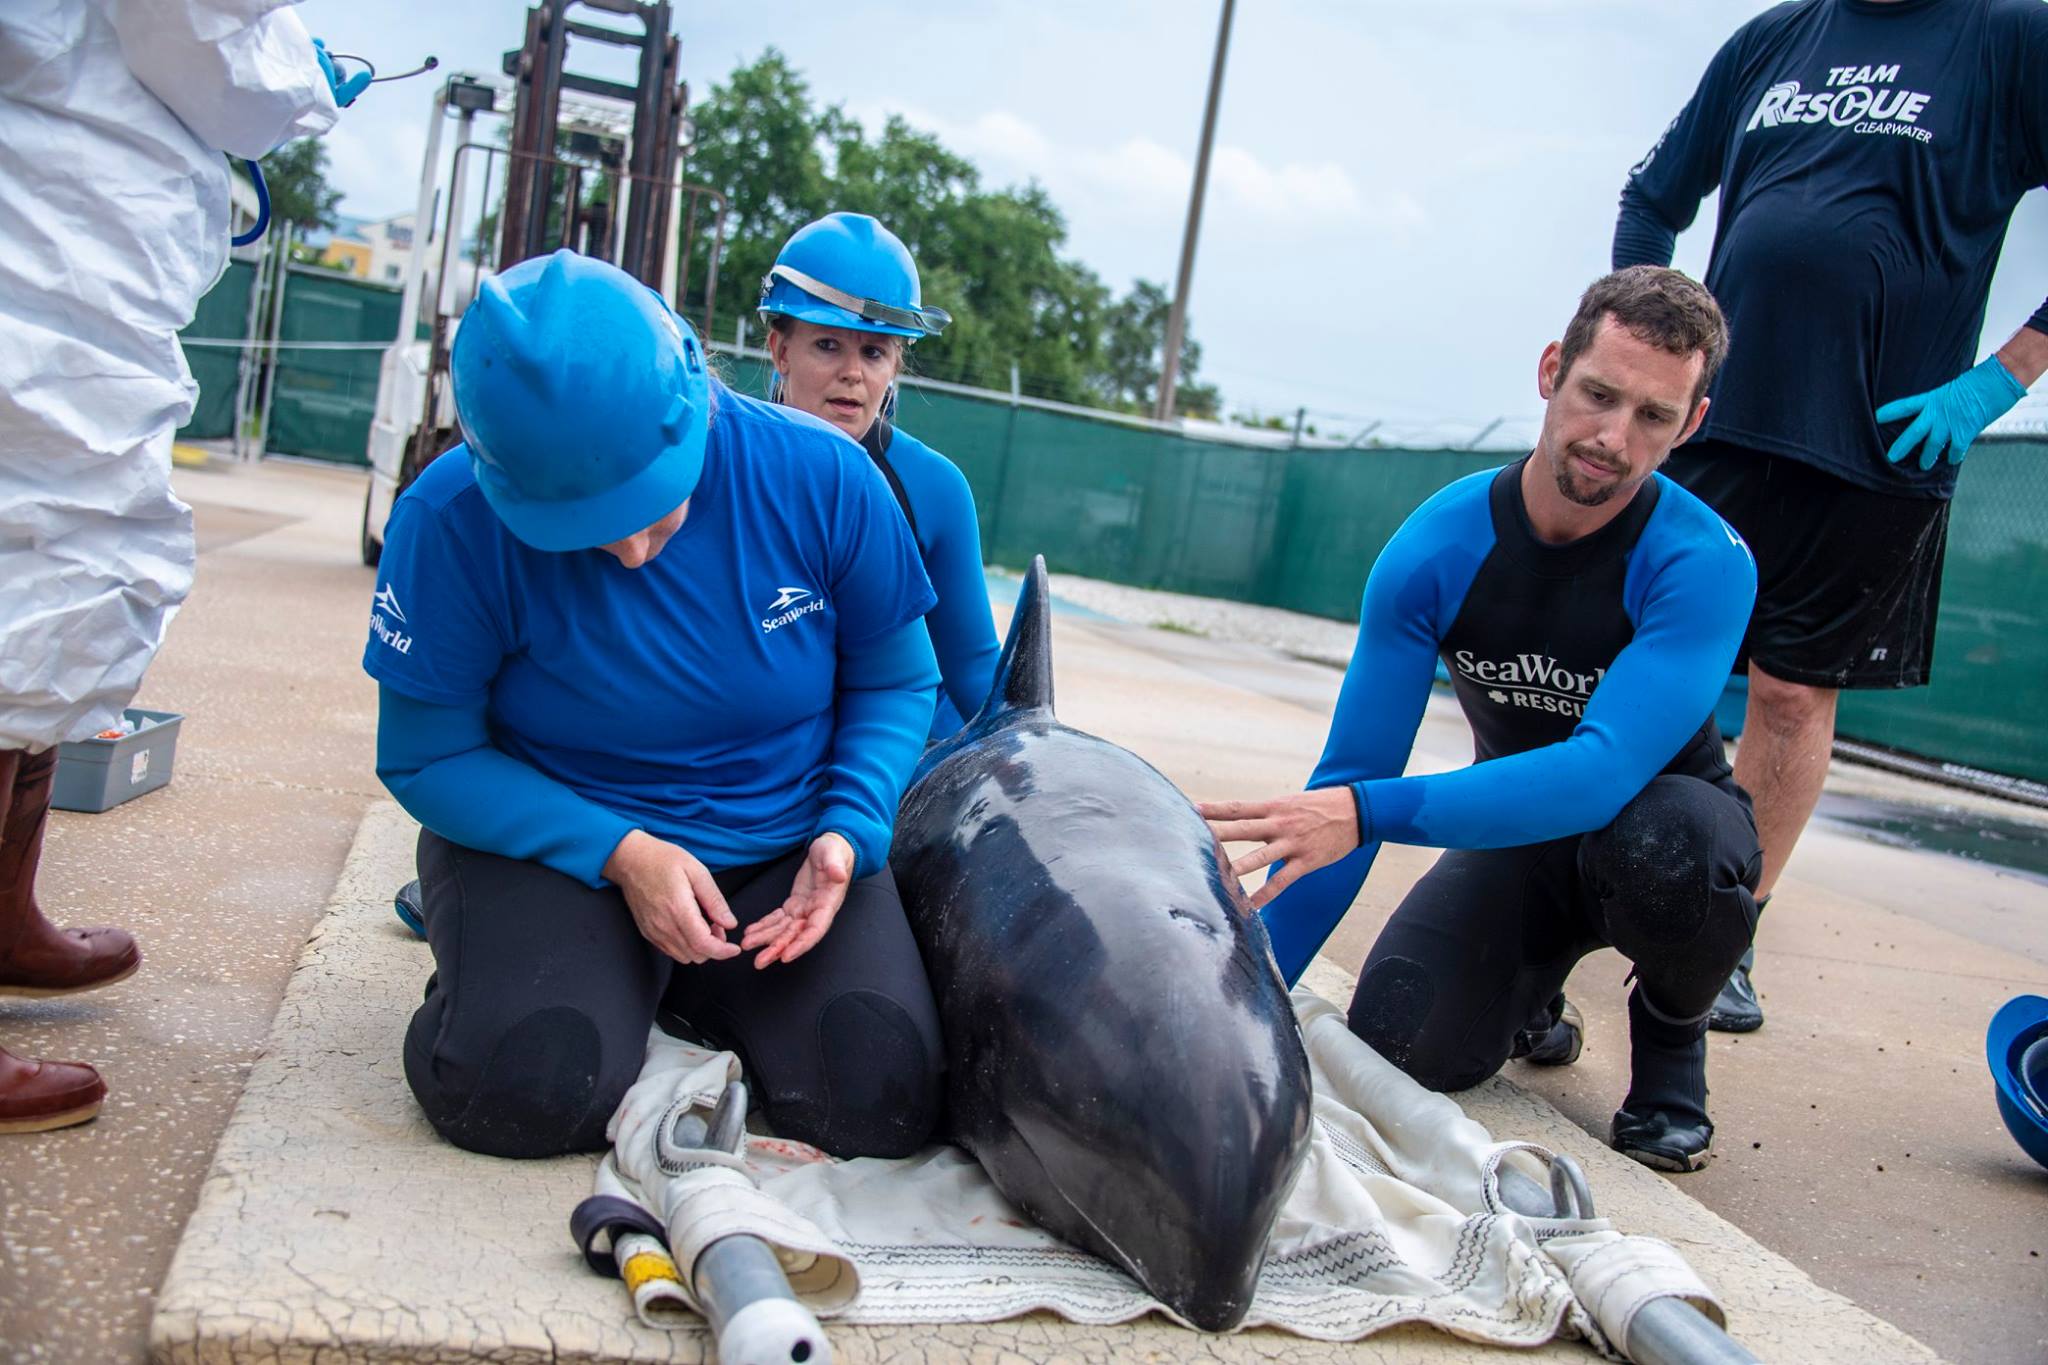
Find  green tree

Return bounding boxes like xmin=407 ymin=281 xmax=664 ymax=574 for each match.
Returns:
xmin=1098 ymin=279 xmax=1220 ymax=418
xmin=252 ymin=138 xmax=342 ymax=233
xmin=680 ymin=50 xmax=1219 ymax=414
xmin=682 ymin=51 xmax=834 ymax=333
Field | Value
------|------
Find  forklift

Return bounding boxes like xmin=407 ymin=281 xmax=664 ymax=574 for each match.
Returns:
xmin=360 ymin=0 xmax=726 ymax=565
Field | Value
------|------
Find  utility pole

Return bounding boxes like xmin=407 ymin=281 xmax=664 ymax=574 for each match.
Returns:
xmin=1154 ymin=0 xmax=1236 ymax=423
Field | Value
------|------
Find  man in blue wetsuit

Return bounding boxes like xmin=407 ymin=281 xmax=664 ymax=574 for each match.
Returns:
xmin=1615 ymin=0 xmax=2048 ymax=1033
xmin=1203 ymin=268 xmax=1761 ymax=1171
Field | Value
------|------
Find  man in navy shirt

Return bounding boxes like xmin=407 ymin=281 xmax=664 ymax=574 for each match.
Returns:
xmin=1615 ymin=0 xmax=2048 ymax=1032
xmin=1204 ymin=269 xmax=1761 ymax=1171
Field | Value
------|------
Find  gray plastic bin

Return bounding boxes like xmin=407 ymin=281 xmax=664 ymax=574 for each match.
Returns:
xmin=52 ymin=709 xmax=183 ymax=813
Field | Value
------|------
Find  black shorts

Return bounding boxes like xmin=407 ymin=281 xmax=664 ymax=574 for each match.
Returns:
xmin=1661 ymin=441 xmax=1949 ymax=690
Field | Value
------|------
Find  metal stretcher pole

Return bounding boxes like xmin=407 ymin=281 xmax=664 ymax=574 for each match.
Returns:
xmin=676 ymin=1082 xmax=834 ymax=1365
xmin=1496 ymin=1155 xmax=1758 ymax=1365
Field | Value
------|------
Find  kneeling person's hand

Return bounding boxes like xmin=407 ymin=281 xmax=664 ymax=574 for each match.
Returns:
xmin=1199 ymin=788 xmax=1361 ymax=910
xmin=604 ymin=830 xmax=742 ymax=964
xmin=742 ymin=832 xmax=855 ymax=969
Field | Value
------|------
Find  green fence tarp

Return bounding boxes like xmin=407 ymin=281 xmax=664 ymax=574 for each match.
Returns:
xmin=1836 ymin=438 xmax=2048 ymax=780
xmin=175 ymin=258 xmax=255 ymax=440
xmin=264 ymin=266 xmax=401 ymax=466
xmin=723 ymin=350 xmax=2048 ymax=785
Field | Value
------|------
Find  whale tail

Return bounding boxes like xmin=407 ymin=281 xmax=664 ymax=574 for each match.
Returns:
xmin=974 ymin=554 xmax=1055 ymax=723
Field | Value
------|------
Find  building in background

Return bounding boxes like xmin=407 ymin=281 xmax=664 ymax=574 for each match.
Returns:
xmin=319 ymin=213 xmax=414 ymax=286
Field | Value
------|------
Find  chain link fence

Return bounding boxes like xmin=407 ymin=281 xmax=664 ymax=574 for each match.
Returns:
xmin=176 ymin=258 xmax=397 ymax=465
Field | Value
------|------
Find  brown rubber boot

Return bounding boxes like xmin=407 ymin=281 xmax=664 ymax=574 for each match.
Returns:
xmin=0 ymin=749 xmax=140 ymax=997
xmin=0 ymin=1045 xmax=106 ymax=1133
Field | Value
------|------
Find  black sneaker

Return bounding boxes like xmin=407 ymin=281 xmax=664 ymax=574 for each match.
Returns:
xmin=1707 ymin=954 xmax=1762 ymax=1033
xmin=1511 ymin=995 xmax=1584 ymax=1067
xmin=1610 ymin=1105 xmax=1713 ymax=1172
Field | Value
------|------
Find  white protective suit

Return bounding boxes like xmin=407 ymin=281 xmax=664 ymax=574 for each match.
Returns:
xmin=0 ymin=1 xmax=337 ymax=751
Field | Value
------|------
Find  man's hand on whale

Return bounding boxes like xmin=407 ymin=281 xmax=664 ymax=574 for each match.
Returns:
xmin=1199 ymin=789 xmax=1362 ymax=910
xmin=603 ymin=830 xmax=743 ymax=965
xmin=741 ymin=832 xmax=856 ymax=969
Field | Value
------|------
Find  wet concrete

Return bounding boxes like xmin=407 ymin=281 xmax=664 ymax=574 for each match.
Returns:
xmin=1816 ymin=791 xmax=2048 ymax=887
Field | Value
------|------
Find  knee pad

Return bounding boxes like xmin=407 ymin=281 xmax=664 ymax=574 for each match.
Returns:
xmin=1585 ymin=780 xmax=1758 ymax=1017
xmin=1349 ymin=954 xmax=1511 ymax=1093
xmin=1347 ymin=956 xmax=1435 ymax=1072
xmin=780 ymin=989 xmax=943 ymax=1160
xmin=414 ymin=1005 xmax=611 ymax=1159
xmin=1583 ymin=780 xmax=1722 ymax=952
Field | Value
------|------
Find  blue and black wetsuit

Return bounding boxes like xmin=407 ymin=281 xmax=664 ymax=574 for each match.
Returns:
xmin=1263 ymin=461 xmax=1763 ymax=1111
xmin=860 ymin=419 xmax=1001 ymax=739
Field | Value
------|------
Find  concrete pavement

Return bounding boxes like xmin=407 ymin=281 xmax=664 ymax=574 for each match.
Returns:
xmin=1 ymin=458 xmax=2042 ymax=1362
xmin=1 ymin=459 xmax=384 ymax=1362
xmin=147 ymin=801 xmax=1931 ymax=1364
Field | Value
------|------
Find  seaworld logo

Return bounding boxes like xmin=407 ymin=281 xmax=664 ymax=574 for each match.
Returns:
xmin=762 ymin=585 xmax=826 ymax=634
xmin=1454 ymin=650 xmax=1604 ymax=717
xmin=370 ymin=613 xmax=413 ymax=655
xmin=369 ymin=582 xmax=413 ymax=654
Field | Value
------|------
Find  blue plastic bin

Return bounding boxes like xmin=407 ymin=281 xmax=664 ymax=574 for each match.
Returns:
xmin=51 ymin=708 xmax=183 ymax=813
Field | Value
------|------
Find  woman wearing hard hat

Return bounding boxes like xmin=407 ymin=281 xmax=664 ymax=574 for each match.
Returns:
xmin=760 ymin=213 xmax=1000 ymax=739
xmin=363 ymin=250 xmax=946 ymax=1160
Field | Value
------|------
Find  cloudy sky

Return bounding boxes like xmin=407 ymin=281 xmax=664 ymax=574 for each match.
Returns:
xmin=311 ymin=0 xmax=2048 ymax=445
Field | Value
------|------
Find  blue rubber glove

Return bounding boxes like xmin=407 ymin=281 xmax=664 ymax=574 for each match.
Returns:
xmin=1876 ymin=356 xmax=2027 ymax=471
xmin=313 ymin=38 xmax=373 ymax=108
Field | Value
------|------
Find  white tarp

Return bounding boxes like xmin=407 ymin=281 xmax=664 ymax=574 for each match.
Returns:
xmin=598 ymin=987 xmax=1723 ymax=1356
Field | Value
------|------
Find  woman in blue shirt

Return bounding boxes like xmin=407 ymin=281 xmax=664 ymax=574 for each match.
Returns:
xmin=364 ymin=250 xmax=946 ymax=1160
xmin=759 ymin=213 xmax=1001 ymax=738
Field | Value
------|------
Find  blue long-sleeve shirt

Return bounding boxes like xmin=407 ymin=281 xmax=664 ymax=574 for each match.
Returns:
xmin=375 ymin=619 xmax=938 ymax=886
xmin=363 ymin=387 xmax=940 ymax=883
xmin=1260 ymin=461 xmax=1757 ymax=984
xmin=1614 ymin=0 xmax=2048 ymax=498
xmin=858 ymin=420 xmax=1002 ymax=737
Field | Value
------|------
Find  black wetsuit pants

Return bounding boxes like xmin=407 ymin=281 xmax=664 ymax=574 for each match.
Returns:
xmin=1348 ymin=774 xmax=1763 ymax=1094
xmin=402 ymin=830 xmax=945 ymax=1160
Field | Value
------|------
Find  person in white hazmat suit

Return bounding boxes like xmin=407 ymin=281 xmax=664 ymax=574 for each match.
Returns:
xmin=0 ymin=0 xmax=345 ymax=1133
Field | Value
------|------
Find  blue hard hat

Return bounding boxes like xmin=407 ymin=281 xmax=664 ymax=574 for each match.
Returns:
xmin=757 ymin=212 xmax=950 ymax=340
xmin=1988 ymin=994 xmax=2048 ymax=1171
xmin=451 ymin=250 xmax=709 ymax=552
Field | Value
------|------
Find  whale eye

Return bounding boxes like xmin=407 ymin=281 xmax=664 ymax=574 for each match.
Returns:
xmin=1167 ymin=906 xmax=1219 ymax=937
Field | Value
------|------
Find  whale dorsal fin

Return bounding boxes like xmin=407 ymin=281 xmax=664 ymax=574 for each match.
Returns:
xmin=974 ymin=555 xmax=1054 ymax=722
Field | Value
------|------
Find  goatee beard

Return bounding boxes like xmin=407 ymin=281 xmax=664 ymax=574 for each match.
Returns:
xmin=1553 ymin=444 xmax=1624 ymax=507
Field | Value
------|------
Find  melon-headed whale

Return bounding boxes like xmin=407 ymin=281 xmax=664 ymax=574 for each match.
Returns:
xmin=891 ymin=556 xmax=1312 ymax=1332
